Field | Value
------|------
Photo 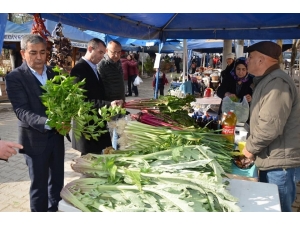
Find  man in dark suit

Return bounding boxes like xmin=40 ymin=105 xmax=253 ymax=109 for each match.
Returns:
xmin=5 ymin=34 xmax=66 ymax=212
xmin=70 ymin=38 xmax=123 ymax=155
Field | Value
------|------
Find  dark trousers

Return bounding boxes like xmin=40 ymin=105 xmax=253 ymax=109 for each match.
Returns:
xmin=24 ymin=132 xmax=65 ymax=212
xmin=128 ymin=75 xmax=138 ymax=96
xmin=175 ymin=64 xmax=180 ymax=73
xmin=154 ymin=84 xmax=164 ymax=96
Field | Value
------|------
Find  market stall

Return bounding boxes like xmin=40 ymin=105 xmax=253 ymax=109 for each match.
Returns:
xmin=38 ymin=76 xmax=266 ymax=212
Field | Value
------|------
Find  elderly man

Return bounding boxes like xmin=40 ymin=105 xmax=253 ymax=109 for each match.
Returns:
xmin=6 ymin=34 xmax=66 ymax=211
xmin=243 ymin=41 xmax=300 ymax=212
xmin=70 ymin=38 xmax=123 ymax=155
xmin=97 ymin=40 xmax=125 ymax=102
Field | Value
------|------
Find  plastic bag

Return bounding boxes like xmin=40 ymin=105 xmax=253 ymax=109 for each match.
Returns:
xmin=221 ymin=96 xmax=249 ymax=123
xmin=133 ymin=76 xmax=143 ymax=86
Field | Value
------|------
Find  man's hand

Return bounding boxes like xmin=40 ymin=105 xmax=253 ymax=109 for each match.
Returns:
xmin=0 ymin=140 xmax=23 ymax=160
xmin=242 ymin=146 xmax=255 ymax=161
xmin=56 ymin=122 xmax=71 ymax=135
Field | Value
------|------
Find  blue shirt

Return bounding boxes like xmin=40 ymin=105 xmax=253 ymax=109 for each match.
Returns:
xmin=27 ymin=64 xmax=51 ymax=130
xmin=28 ymin=64 xmax=48 ymax=85
xmin=82 ymin=57 xmax=99 ymax=80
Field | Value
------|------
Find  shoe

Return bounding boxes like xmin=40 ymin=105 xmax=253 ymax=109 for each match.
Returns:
xmin=134 ymin=95 xmax=139 ymax=97
xmin=125 ymin=94 xmax=132 ymax=97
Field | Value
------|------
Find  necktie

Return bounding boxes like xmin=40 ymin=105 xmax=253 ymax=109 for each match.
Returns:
xmin=93 ymin=66 xmax=99 ymax=80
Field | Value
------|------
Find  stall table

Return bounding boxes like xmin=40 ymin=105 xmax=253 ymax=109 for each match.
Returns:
xmin=58 ymin=178 xmax=281 ymax=212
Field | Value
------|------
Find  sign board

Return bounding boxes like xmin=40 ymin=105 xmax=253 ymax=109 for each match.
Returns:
xmin=4 ymin=33 xmax=28 ymax=41
xmin=4 ymin=33 xmax=88 ymax=49
xmin=154 ymin=53 xmax=161 ymax=69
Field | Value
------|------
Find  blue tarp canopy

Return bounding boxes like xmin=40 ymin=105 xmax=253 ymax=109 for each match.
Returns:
xmin=190 ymin=39 xmax=293 ymax=53
xmin=38 ymin=13 xmax=300 ymax=40
xmin=5 ymin=20 xmax=31 ymax=33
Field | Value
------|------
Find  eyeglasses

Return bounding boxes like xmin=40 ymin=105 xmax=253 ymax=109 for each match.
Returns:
xmin=108 ymin=49 xmax=122 ymax=55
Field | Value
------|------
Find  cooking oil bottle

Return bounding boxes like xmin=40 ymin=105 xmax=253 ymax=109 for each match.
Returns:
xmin=221 ymin=110 xmax=237 ymax=143
xmin=228 ymin=110 xmax=237 ymax=125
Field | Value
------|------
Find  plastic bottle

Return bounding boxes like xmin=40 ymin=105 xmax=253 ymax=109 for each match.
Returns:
xmin=221 ymin=112 xmax=227 ymax=124
xmin=228 ymin=110 xmax=237 ymax=125
xmin=221 ymin=111 xmax=237 ymax=143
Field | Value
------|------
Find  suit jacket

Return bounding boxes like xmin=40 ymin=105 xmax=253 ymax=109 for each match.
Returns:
xmin=70 ymin=58 xmax=112 ymax=154
xmin=5 ymin=62 xmax=62 ymax=155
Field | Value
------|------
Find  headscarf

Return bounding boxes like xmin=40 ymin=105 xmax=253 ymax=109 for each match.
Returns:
xmin=230 ymin=57 xmax=249 ymax=83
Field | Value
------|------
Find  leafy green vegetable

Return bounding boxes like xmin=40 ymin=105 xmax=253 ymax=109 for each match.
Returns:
xmin=40 ymin=66 xmax=126 ymax=140
xmin=229 ymin=96 xmax=239 ymax=102
xmin=62 ymin=145 xmax=240 ymax=212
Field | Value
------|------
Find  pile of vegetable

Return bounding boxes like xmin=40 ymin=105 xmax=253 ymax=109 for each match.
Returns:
xmin=112 ymin=119 xmax=233 ymax=173
xmin=125 ymin=95 xmax=197 ymax=128
xmin=60 ymin=94 xmax=241 ymax=212
xmin=62 ymin=145 xmax=240 ymax=212
xmin=40 ymin=66 xmax=126 ymax=140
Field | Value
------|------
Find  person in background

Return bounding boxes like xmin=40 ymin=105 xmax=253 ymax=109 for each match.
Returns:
xmin=174 ymin=55 xmax=181 ymax=74
xmin=5 ymin=34 xmax=66 ymax=212
xmin=152 ymin=68 xmax=169 ymax=97
xmin=242 ymin=41 xmax=300 ymax=212
xmin=127 ymin=53 xmax=139 ymax=97
xmin=0 ymin=139 xmax=23 ymax=160
xmin=70 ymin=38 xmax=123 ymax=156
xmin=97 ymin=40 xmax=125 ymax=102
xmin=212 ymin=55 xmax=218 ymax=68
xmin=220 ymin=53 xmax=235 ymax=82
xmin=191 ymin=61 xmax=197 ymax=74
xmin=120 ymin=53 xmax=129 ymax=96
xmin=217 ymin=57 xmax=253 ymax=119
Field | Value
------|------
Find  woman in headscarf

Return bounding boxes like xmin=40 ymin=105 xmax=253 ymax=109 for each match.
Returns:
xmin=217 ymin=57 xmax=253 ymax=119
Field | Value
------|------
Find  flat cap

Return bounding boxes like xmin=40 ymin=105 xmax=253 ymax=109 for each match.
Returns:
xmin=247 ymin=41 xmax=281 ymax=60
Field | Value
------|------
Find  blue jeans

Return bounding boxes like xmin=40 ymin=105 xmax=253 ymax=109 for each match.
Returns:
xmin=259 ymin=168 xmax=296 ymax=212
xmin=295 ymin=167 xmax=300 ymax=183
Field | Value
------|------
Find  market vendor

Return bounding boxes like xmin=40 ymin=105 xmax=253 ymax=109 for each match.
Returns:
xmin=242 ymin=41 xmax=300 ymax=212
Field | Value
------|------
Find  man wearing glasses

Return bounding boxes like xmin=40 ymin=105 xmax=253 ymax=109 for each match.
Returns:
xmin=97 ymin=40 xmax=125 ymax=102
xmin=70 ymin=38 xmax=123 ymax=155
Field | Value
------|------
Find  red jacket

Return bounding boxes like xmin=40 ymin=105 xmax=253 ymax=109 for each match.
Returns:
xmin=152 ymin=72 xmax=168 ymax=87
xmin=128 ymin=60 xmax=139 ymax=76
xmin=120 ymin=58 xmax=129 ymax=80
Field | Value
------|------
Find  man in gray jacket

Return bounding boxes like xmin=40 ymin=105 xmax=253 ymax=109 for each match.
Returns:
xmin=97 ymin=40 xmax=125 ymax=102
xmin=243 ymin=41 xmax=300 ymax=212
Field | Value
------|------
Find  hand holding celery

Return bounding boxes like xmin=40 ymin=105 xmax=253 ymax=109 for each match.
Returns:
xmin=40 ymin=66 xmax=126 ymax=141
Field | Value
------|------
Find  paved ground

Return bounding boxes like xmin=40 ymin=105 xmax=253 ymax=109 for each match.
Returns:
xmin=1 ymin=72 xmax=300 ymax=212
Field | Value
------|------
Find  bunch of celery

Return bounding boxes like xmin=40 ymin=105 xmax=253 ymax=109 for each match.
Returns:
xmin=63 ymin=145 xmax=240 ymax=212
xmin=40 ymin=66 xmax=126 ymax=140
xmin=114 ymin=119 xmax=233 ymax=173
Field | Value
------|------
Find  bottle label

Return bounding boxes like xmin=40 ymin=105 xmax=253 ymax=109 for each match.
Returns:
xmin=222 ymin=125 xmax=235 ymax=135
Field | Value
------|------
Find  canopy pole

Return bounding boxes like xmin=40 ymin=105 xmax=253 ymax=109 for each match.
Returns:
xmin=183 ymin=39 xmax=187 ymax=82
xmin=141 ymin=46 xmax=144 ymax=76
xmin=222 ymin=40 xmax=232 ymax=70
